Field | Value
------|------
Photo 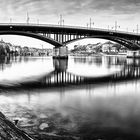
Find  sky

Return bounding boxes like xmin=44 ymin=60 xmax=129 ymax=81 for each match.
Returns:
xmin=0 ymin=0 xmax=140 ymax=49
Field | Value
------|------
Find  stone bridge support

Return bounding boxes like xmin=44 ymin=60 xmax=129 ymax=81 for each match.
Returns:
xmin=53 ymin=45 xmax=68 ymax=59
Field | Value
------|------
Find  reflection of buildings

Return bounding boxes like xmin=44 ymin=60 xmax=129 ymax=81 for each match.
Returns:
xmin=103 ymin=56 xmax=127 ymax=67
xmin=0 ymin=56 xmax=38 ymax=71
xmin=1 ymin=56 xmax=140 ymax=88
xmin=0 ymin=56 xmax=10 ymax=71
xmin=40 ymin=57 xmax=140 ymax=87
xmin=74 ymin=56 xmax=103 ymax=65
xmin=74 ymin=56 xmax=127 ymax=67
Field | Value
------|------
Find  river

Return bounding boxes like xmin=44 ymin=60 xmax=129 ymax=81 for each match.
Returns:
xmin=0 ymin=55 xmax=140 ymax=140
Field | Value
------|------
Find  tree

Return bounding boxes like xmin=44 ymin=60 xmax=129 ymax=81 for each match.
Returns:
xmin=0 ymin=44 xmax=5 ymax=56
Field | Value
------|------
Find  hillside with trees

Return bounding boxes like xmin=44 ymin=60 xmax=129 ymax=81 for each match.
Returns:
xmin=70 ymin=41 xmax=127 ymax=55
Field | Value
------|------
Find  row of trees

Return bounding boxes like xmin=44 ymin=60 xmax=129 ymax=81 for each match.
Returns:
xmin=0 ymin=42 xmax=10 ymax=56
xmin=0 ymin=40 xmax=53 ymax=57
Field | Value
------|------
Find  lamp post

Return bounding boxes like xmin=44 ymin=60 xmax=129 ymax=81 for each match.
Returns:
xmin=87 ymin=18 xmax=94 ymax=28
xmin=108 ymin=25 xmax=110 ymax=31
xmin=112 ymin=21 xmax=120 ymax=31
xmin=10 ymin=18 xmax=12 ymax=23
xmin=133 ymin=25 xmax=139 ymax=34
xmin=26 ymin=12 xmax=30 ymax=24
xmin=126 ymin=28 xmax=128 ymax=33
xmin=58 ymin=14 xmax=64 ymax=26
xmin=133 ymin=29 xmax=135 ymax=33
xmin=137 ymin=24 xmax=139 ymax=34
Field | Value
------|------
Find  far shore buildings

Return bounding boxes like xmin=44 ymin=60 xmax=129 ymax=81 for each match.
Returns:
xmin=0 ymin=39 xmax=53 ymax=57
xmin=102 ymin=41 xmax=117 ymax=53
xmin=0 ymin=38 xmax=128 ymax=57
xmin=72 ymin=41 xmax=127 ymax=54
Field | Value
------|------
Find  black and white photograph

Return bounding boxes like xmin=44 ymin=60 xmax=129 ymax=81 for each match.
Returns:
xmin=0 ymin=0 xmax=140 ymax=139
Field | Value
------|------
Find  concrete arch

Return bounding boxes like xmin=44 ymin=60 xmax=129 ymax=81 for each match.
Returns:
xmin=65 ymin=35 xmax=140 ymax=50
xmin=0 ymin=31 xmax=63 ymax=48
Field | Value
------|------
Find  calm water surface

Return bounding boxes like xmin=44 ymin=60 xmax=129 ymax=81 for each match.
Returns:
xmin=0 ymin=56 xmax=140 ymax=139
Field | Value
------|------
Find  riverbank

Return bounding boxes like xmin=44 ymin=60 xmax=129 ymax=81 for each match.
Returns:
xmin=70 ymin=52 xmax=127 ymax=57
xmin=0 ymin=111 xmax=34 ymax=140
xmin=0 ymin=111 xmax=80 ymax=140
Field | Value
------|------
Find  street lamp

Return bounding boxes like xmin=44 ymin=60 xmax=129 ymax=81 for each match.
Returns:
xmin=87 ymin=18 xmax=94 ymax=28
xmin=112 ymin=21 xmax=120 ymax=31
xmin=137 ymin=24 xmax=139 ymax=34
xmin=10 ymin=18 xmax=12 ymax=23
xmin=108 ymin=25 xmax=110 ymax=31
xmin=26 ymin=12 xmax=30 ymax=24
xmin=58 ymin=14 xmax=64 ymax=26
xmin=133 ymin=29 xmax=135 ymax=33
xmin=126 ymin=28 xmax=128 ymax=32
xmin=133 ymin=25 xmax=139 ymax=34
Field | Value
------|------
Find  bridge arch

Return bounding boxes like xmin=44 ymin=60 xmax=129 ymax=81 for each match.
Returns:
xmin=0 ymin=31 xmax=63 ymax=48
xmin=65 ymin=35 xmax=140 ymax=50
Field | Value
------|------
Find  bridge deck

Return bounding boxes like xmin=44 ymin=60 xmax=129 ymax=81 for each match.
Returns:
xmin=0 ymin=23 xmax=140 ymax=38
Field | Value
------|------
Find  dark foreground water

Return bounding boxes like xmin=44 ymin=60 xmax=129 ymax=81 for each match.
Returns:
xmin=0 ymin=56 xmax=140 ymax=140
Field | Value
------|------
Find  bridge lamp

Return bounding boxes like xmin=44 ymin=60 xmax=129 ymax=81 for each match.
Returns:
xmin=62 ymin=20 xmax=64 ymax=26
xmin=89 ymin=18 xmax=94 ymax=28
xmin=108 ymin=25 xmax=111 ymax=30
xmin=26 ymin=12 xmax=30 ymax=24
xmin=136 ymin=24 xmax=139 ymax=34
xmin=126 ymin=28 xmax=128 ymax=32
xmin=58 ymin=14 xmax=64 ymax=26
xmin=10 ymin=18 xmax=12 ymax=23
xmin=92 ymin=22 xmax=94 ymax=28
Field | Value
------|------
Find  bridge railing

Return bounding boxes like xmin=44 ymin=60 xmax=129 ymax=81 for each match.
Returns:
xmin=0 ymin=23 xmax=140 ymax=36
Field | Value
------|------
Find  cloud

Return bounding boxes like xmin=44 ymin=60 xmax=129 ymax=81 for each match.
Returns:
xmin=0 ymin=0 xmax=139 ymax=28
xmin=0 ymin=0 xmax=140 ymax=17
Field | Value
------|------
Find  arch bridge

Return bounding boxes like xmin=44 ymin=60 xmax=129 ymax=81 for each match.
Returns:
xmin=0 ymin=23 xmax=140 ymax=58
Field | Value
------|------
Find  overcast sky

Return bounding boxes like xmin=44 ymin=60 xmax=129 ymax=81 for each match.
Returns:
xmin=0 ymin=0 xmax=139 ymax=48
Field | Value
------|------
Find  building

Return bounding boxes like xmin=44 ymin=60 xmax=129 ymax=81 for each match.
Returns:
xmin=21 ymin=46 xmax=29 ymax=56
xmin=102 ymin=41 xmax=114 ymax=53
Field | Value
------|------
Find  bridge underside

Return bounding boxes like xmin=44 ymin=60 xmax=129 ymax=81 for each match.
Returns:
xmin=0 ymin=31 xmax=63 ymax=48
xmin=0 ymin=30 xmax=139 ymax=50
xmin=0 ymin=29 xmax=140 ymax=59
xmin=65 ymin=36 xmax=140 ymax=50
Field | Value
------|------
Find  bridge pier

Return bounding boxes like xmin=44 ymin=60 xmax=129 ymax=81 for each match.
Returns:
xmin=127 ymin=50 xmax=140 ymax=58
xmin=53 ymin=59 xmax=68 ymax=72
xmin=53 ymin=46 xmax=68 ymax=59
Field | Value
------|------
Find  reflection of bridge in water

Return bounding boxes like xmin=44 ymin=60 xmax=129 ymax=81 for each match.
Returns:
xmin=38 ymin=58 xmax=140 ymax=87
xmin=40 ymin=59 xmax=85 ymax=85
xmin=0 ymin=56 xmax=140 ymax=89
